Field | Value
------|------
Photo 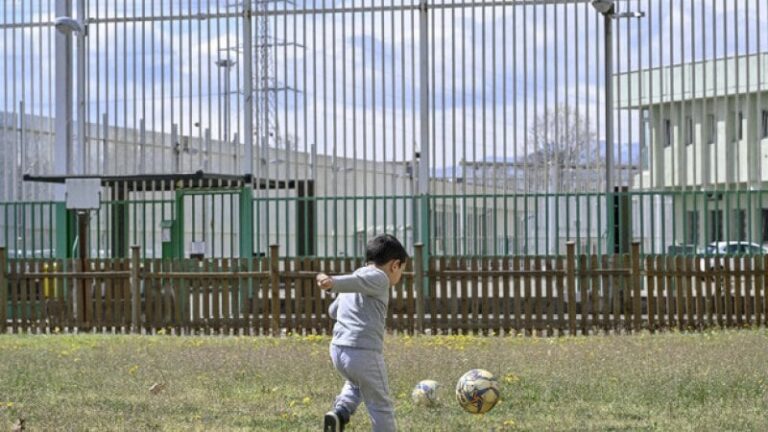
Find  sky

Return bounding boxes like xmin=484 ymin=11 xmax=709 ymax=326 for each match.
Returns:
xmin=1 ymin=0 xmax=767 ymax=176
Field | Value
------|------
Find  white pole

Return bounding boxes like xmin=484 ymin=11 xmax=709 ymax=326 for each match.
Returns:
xmin=77 ymin=0 xmax=87 ymax=175
xmin=54 ymin=0 xmax=73 ymax=199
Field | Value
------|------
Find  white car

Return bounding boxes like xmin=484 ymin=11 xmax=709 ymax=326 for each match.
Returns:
xmin=700 ymin=241 xmax=768 ymax=271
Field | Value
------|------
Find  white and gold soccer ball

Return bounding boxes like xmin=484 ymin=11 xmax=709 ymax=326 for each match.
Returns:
xmin=455 ymin=369 xmax=500 ymax=414
xmin=411 ymin=379 xmax=440 ymax=407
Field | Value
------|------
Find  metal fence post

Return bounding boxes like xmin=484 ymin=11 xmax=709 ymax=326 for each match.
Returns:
xmin=0 ymin=247 xmax=6 ymax=333
xmin=270 ymin=244 xmax=280 ymax=336
xmin=566 ymin=242 xmax=577 ymax=336
xmin=414 ymin=244 xmax=424 ymax=334
xmin=130 ymin=245 xmax=141 ymax=334
xmin=631 ymin=241 xmax=641 ymax=331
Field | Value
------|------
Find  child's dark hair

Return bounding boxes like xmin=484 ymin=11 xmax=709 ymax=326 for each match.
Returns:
xmin=365 ymin=234 xmax=409 ymax=266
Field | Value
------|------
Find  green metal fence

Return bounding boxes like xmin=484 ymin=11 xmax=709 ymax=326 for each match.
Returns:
xmin=2 ymin=190 xmax=768 ymax=260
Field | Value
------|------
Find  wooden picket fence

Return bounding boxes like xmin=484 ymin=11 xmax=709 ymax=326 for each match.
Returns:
xmin=1 ymin=243 xmax=767 ymax=335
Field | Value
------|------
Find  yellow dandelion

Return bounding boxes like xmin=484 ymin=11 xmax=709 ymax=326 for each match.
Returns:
xmin=128 ymin=365 xmax=139 ymax=375
xmin=302 ymin=397 xmax=312 ymax=405
xmin=503 ymin=373 xmax=520 ymax=384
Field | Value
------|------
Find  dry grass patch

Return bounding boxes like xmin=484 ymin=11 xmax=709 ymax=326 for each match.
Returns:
xmin=0 ymin=330 xmax=766 ymax=431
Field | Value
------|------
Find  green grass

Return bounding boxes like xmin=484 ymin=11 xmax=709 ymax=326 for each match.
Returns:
xmin=1 ymin=330 xmax=767 ymax=431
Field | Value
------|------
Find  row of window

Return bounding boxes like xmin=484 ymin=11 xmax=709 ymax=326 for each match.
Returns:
xmin=663 ymin=110 xmax=768 ymax=147
xmin=685 ymin=209 xmax=768 ymax=244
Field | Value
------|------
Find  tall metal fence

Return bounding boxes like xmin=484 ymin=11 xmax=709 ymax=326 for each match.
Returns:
xmin=2 ymin=1 xmax=768 ymax=259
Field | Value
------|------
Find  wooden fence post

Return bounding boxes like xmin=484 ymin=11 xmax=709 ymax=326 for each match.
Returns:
xmin=566 ymin=242 xmax=576 ymax=336
xmin=414 ymin=244 xmax=424 ymax=334
xmin=270 ymin=244 xmax=280 ymax=336
xmin=631 ymin=241 xmax=641 ymax=332
xmin=130 ymin=245 xmax=141 ymax=334
xmin=0 ymin=247 xmax=6 ymax=334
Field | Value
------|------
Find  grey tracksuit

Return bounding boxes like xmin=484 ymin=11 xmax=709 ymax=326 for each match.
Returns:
xmin=328 ymin=266 xmax=396 ymax=432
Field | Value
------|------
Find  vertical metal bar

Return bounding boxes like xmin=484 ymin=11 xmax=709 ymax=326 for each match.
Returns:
xmin=370 ymin=0 xmax=376 ymax=241
xmin=332 ymin=0 xmax=339 ymax=256
xmin=302 ymin=6 xmax=309 ymax=259
xmin=419 ymin=0 xmax=430 ymax=250
xmin=286 ymin=5 xmax=298 ymax=256
xmin=410 ymin=5 xmax=416 ymax=253
xmin=342 ymin=4 xmax=349 ymax=256
xmin=402 ymin=3 xmax=408 ymax=256
xmin=2 ymin=2 xmax=7 ymax=201
xmin=351 ymin=5 xmax=358 ymax=257
xmin=604 ymin=12 xmax=614 ymax=253
xmin=450 ymin=2 xmax=457 ymax=256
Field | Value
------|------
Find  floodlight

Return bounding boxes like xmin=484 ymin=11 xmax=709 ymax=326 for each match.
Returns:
xmin=54 ymin=16 xmax=84 ymax=34
xmin=591 ymin=0 xmax=615 ymax=16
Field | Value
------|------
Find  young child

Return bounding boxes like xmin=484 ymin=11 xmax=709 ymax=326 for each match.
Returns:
xmin=316 ymin=234 xmax=408 ymax=432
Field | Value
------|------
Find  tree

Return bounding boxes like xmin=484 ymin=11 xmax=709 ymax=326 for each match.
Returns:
xmin=527 ymin=105 xmax=602 ymax=192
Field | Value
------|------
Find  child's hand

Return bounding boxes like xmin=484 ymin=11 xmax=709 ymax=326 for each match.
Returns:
xmin=316 ymin=273 xmax=333 ymax=291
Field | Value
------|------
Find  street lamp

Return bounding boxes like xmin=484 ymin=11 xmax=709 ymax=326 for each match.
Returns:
xmin=55 ymin=14 xmax=88 ymax=177
xmin=54 ymin=16 xmax=85 ymax=35
xmin=591 ymin=0 xmax=645 ymax=253
xmin=215 ymin=58 xmax=237 ymax=145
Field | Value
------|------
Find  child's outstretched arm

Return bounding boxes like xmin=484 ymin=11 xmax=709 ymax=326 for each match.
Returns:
xmin=326 ymin=272 xmax=389 ymax=297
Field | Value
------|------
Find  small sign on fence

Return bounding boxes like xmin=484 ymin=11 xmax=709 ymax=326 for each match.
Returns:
xmin=65 ymin=178 xmax=101 ymax=210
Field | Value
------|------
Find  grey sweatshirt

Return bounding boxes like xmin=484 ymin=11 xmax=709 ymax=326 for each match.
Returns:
xmin=328 ymin=266 xmax=391 ymax=352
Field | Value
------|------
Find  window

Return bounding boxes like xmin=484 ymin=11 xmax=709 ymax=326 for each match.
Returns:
xmin=641 ymin=109 xmax=651 ymax=169
xmin=734 ymin=111 xmax=744 ymax=141
xmin=707 ymin=113 xmax=716 ymax=144
xmin=732 ymin=209 xmax=747 ymax=241
xmin=762 ymin=109 xmax=768 ymax=139
xmin=685 ymin=211 xmax=699 ymax=245
xmin=731 ymin=111 xmax=744 ymax=141
xmin=709 ymin=210 xmax=724 ymax=242
xmin=664 ymin=119 xmax=672 ymax=147
xmin=685 ymin=116 xmax=693 ymax=145
xmin=763 ymin=209 xmax=768 ymax=243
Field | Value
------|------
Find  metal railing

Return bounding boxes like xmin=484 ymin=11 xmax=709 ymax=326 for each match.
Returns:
xmin=2 ymin=189 xmax=768 ymax=259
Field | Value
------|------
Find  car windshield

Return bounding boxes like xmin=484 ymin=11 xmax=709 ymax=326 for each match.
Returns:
xmin=704 ymin=245 xmax=718 ymax=254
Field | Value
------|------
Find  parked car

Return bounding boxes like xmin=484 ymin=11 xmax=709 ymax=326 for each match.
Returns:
xmin=699 ymin=241 xmax=768 ymax=271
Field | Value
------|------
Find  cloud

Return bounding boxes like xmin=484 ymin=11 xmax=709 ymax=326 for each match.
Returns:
xmin=2 ymin=0 xmax=767 ymax=174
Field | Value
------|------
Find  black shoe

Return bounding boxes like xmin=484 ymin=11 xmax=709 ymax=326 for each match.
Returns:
xmin=323 ymin=411 xmax=344 ymax=432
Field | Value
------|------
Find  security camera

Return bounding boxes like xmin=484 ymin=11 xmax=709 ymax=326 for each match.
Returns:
xmin=591 ymin=0 xmax=615 ymax=15
xmin=54 ymin=16 xmax=85 ymax=34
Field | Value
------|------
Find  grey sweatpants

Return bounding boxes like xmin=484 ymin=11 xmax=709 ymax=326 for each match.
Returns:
xmin=330 ymin=344 xmax=396 ymax=432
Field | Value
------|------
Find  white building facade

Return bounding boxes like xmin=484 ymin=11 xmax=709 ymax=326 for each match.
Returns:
xmin=617 ymin=53 xmax=768 ymax=249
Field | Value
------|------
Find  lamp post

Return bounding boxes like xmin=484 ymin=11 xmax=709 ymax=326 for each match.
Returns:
xmin=215 ymin=58 xmax=237 ymax=145
xmin=54 ymin=12 xmax=87 ymax=177
xmin=591 ymin=0 xmax=645 ymax=253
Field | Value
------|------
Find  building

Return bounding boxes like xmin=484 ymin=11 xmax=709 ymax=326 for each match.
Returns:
xmin=616 ymin=53 xmax=768 ymax=250
xmin=1 ymin=112 xmax=525 ymax=259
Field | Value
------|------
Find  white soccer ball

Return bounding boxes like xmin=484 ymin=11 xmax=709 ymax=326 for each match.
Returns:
xmin=411 ymin=379 xmax=440 ymax=407
xmin=455 ymin=369 xmax=500 ymax=414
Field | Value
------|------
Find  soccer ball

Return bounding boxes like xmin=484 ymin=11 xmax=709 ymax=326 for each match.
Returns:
xmin=411 ymin=380 xmax=440 ymax=407
xmin=455 ymin=369 xmax=500 ymax=414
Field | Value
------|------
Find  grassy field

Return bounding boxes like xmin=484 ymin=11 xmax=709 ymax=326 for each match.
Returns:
xmin=0 ymin=330 xmax=767 ymax=431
